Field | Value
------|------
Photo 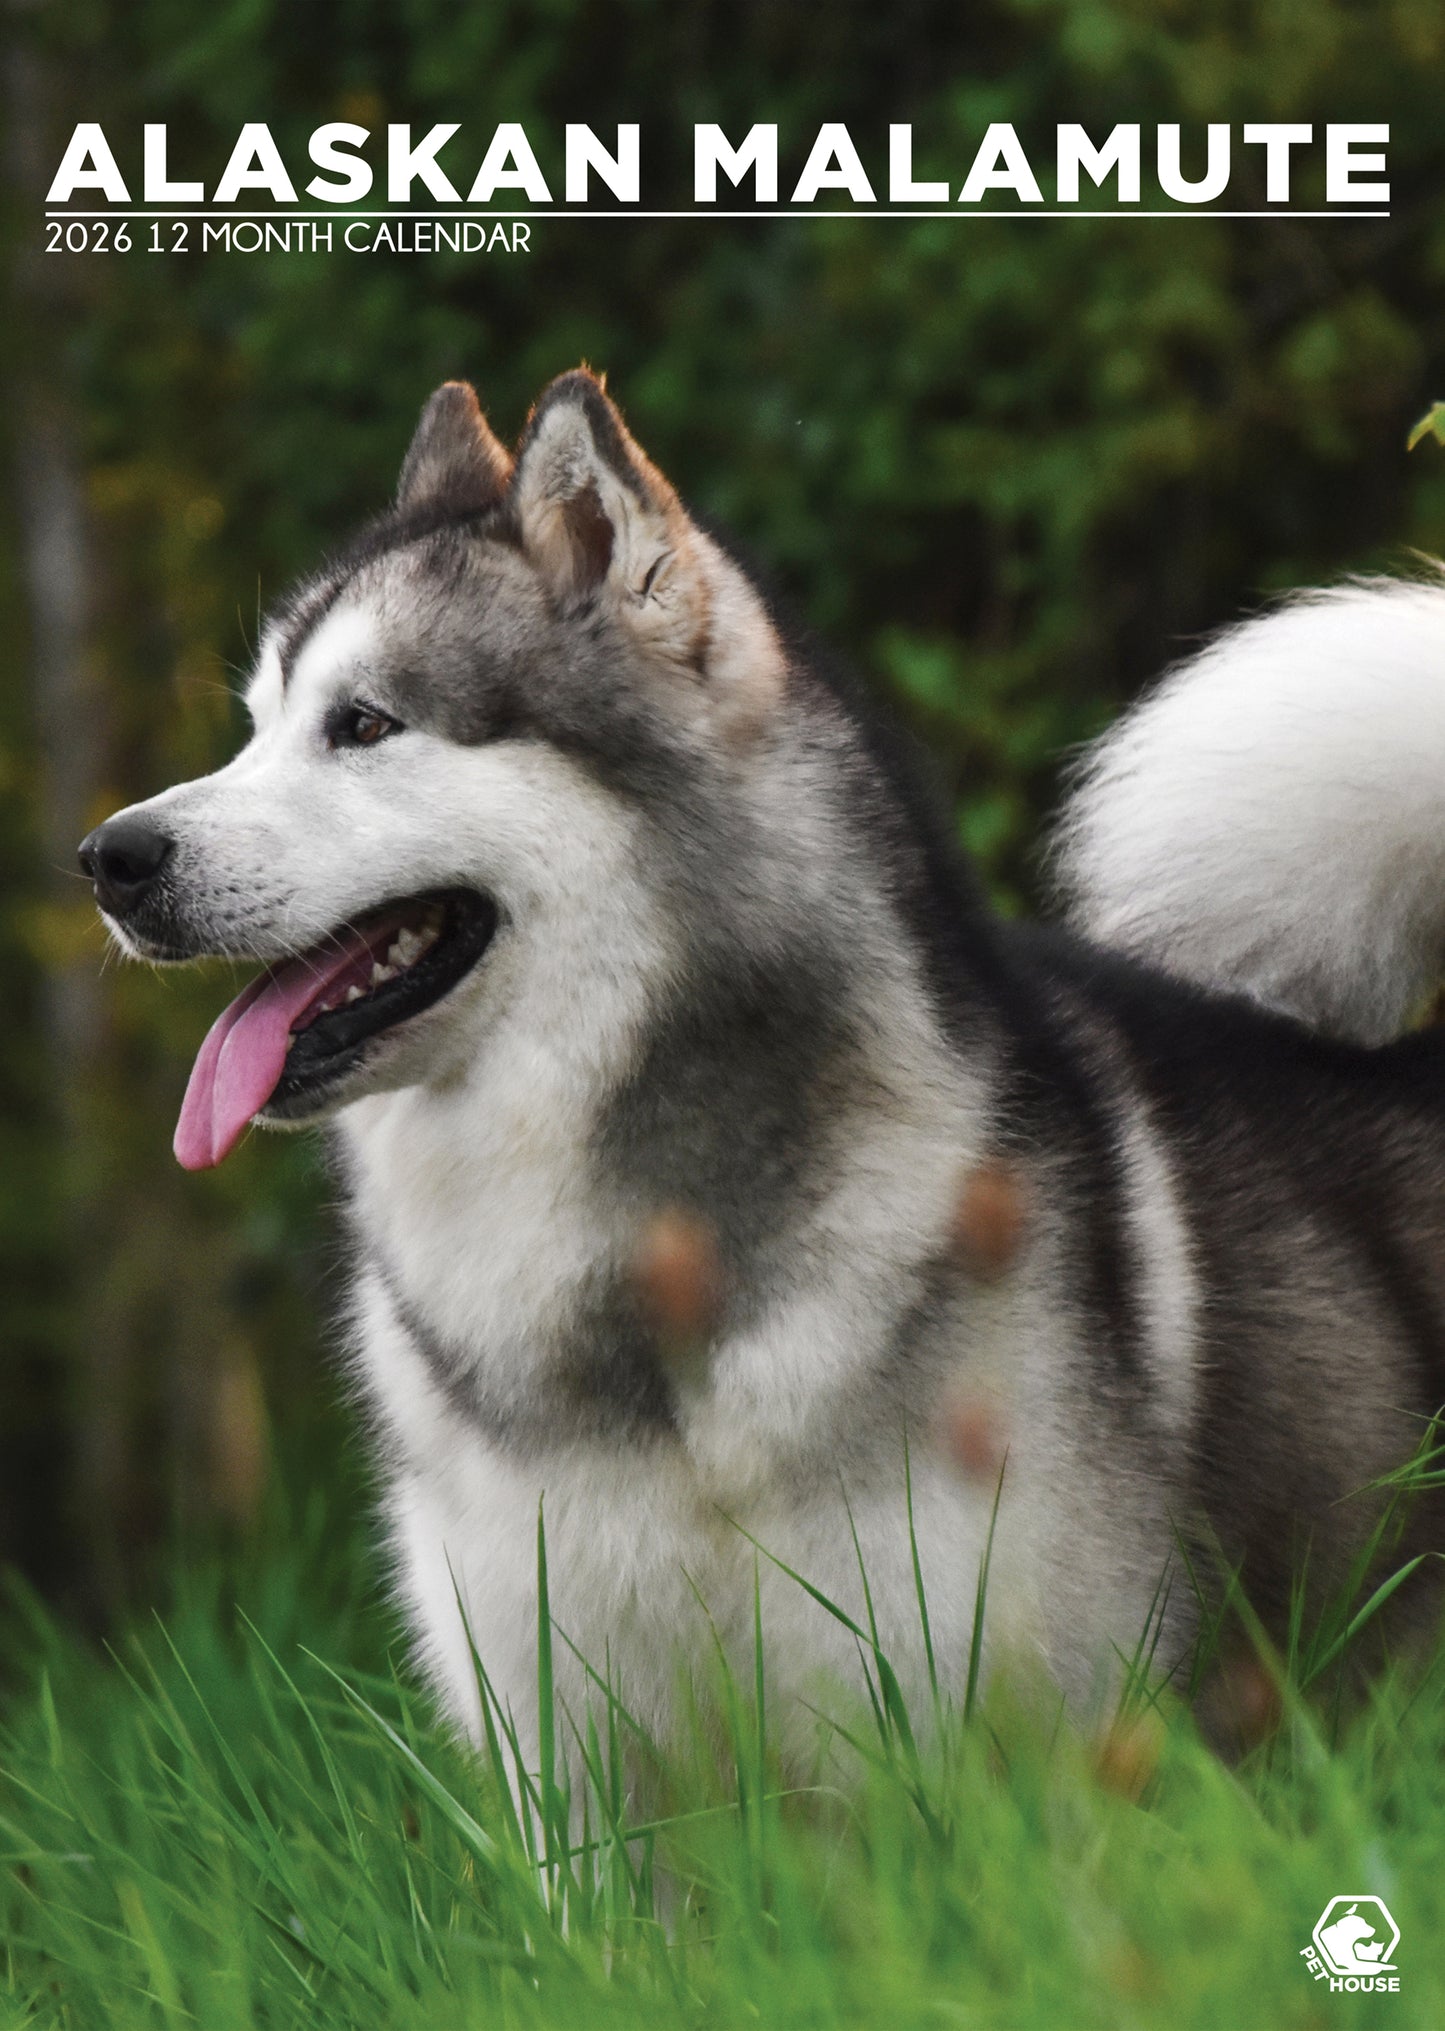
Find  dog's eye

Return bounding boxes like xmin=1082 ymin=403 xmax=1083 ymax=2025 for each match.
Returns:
xmin=329 ymin=701 xmax=402 ymax=751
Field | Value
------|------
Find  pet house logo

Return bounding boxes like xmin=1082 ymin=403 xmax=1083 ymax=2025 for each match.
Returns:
xmin=1300 ymin=1896 xmax=1400 ymax=1992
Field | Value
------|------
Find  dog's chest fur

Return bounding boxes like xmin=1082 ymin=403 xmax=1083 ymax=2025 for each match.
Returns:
xmin=334 ymin=979 xmax=1194 ymax=1765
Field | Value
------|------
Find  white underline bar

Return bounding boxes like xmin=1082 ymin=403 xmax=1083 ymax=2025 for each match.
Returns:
xmin=45 ymin=207 xmax=1392 ymax=221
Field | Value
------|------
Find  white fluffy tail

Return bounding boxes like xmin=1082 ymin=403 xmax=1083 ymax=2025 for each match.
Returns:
xmin=1054 ymin=576 xmax=1445 ymax=1045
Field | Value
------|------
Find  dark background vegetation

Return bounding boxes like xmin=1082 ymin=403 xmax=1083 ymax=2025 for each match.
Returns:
xmin=3 ymin=0 xmax=1445 ymax=1626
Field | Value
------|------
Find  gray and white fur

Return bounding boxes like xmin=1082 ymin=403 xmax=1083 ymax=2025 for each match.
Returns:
xmin=81 ymin=374 xmax=1445 ymax=1779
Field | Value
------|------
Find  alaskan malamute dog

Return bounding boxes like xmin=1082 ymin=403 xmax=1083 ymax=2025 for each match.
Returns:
xmin=81 ymin=371 xmax=1445 ymax=1766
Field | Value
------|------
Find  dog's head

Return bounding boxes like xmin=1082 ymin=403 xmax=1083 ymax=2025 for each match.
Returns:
xmin=81 ymin=371 xmax=792 ymax=1168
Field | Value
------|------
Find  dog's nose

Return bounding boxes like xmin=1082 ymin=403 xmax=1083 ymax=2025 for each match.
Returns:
xmin=78 ymin=814 xmax=175 ymax=916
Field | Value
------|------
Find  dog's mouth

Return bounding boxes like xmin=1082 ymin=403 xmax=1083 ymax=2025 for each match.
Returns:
xmin=173 ymin=888 xmax=497 ymax=1171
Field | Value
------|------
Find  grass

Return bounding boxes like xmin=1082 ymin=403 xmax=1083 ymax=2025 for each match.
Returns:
xmin=2 ymin=1457 xmax=1444 ymax=2030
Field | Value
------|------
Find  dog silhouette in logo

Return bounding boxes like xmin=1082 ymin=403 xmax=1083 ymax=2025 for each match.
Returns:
xmin=1319 ymin=1905 xmax=1395 ymax=1976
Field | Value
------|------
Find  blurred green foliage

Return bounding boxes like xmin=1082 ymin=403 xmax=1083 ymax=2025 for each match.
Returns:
xmin=3 ymin=0 xmax=1445 ymax=1606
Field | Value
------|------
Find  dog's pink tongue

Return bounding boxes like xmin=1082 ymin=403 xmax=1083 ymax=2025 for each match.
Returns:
xmin=174 ymin=939 xmax=369 ymax=1171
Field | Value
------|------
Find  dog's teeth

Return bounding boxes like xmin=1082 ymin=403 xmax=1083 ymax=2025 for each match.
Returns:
xmin=345 ymin=985 xmax=364 ymax=1003
xmin=392 ymin=929 xmax=422 ymax=967
xmin=371 ymin=962 xmax=397 ymax=986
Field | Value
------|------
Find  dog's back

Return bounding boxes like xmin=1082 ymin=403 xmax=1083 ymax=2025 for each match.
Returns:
xmin=1053 ymin=577 xmax=1445 ymax=1637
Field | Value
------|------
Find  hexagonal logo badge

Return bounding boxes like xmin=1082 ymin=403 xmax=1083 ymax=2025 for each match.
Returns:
xmin=1301 ymin=1897 xmax=1400 ymax=1992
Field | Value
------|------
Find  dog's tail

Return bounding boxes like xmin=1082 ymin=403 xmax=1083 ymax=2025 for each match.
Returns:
xmin=1052 ymin=575 xmax=1445 ymax=1045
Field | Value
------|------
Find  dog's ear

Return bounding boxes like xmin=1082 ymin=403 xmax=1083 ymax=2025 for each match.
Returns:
xmin=509 ymin=369 xmax=783 ymax=731
xmin=398 ymin=382 xmax=513 ymax=516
